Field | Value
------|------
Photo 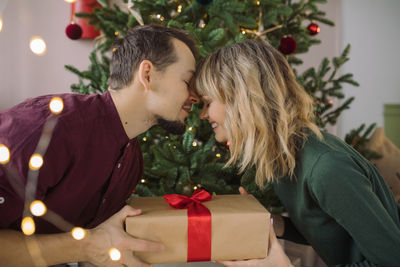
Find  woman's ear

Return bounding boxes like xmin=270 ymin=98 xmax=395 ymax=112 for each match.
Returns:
xmin=137 ymin=60 xmax=153 ymax=91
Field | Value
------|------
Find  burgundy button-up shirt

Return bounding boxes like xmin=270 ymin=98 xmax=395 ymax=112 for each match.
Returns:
xmin=0 ymin=91 xmax=143 ymax=233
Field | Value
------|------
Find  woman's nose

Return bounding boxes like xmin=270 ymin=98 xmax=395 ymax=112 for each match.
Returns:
xmin=199 ymin=105 xmax=208 ymax=119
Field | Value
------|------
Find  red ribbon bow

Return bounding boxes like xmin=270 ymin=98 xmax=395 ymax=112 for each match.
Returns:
xmin=164 ymin=189 xmax=212 ymax=262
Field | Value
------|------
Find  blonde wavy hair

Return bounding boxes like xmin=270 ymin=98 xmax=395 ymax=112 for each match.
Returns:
xmin=195 ymin=39 xmax=322 ymax=187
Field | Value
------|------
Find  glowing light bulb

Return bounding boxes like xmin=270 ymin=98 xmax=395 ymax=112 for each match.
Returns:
xmin=0 ymin=17 xmax=3 ymax=32
xmin=72 ymin=227 xmax=86 ymax=240
xmin=29 ymin=154 xmax=43 ymax=171
xmin=188 ymin=127 xmax=193 ymax=131
xmin=64 ymin=0 xmax=77 ymax=3
xmin=193 ymin=186 xmax=198 ymax=190
xmin=30 ymin=36 xmax=47 ymax=56
xmin=115 ymin=31 xmax=119 ymax=36
xmin=0 ymin=144 xmax=10 ymax=164
xmin=177 ymin=5 xmax=182 ymax=13
xmin=192 ymin=141 xmax=197 ymax=147
xmin=30 ymin=200 xmax=47 ymax=216
xmin=109 ymin=248 xmax=121 ymax=261
xmin=49 ymin=97 xmax=64 ymax=114
xmin=216 ymin=153 xmax=221 ymax=158
xmin=142 ymin=137 xmax=147 ymax=141
xmin=242 ymin=30 xmax=246 ymax=34
xmin=140 ymin=179 xmax=146 ymax=183
xmin=21 ymin=217 xmax=35 ymax=235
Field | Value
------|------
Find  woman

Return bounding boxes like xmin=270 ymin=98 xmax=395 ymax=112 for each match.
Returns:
xmin=195 ymin=39 xmax=400 ymax=266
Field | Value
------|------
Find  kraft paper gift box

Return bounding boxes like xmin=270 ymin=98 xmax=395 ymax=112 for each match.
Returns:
xmin=125 ymin=191 xmax=270 ymax=264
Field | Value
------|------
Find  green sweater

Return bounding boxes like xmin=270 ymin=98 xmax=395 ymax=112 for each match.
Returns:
xmin=273 ymin=131 xmax=400 ymax=267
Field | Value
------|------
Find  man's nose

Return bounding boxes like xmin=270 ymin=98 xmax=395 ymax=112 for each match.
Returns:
xmin=188 ymin=89 xmax=200 ymax=104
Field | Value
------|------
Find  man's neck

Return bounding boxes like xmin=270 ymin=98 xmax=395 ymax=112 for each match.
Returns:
xmin=108 ymin=87 xmax=155 ymax=139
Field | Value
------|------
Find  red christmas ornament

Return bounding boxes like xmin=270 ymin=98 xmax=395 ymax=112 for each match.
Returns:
xmin=66 ymin=0 xmax=101 ymax=40
xmin=279 ymin=36 xmax=297 ymax=55
xmin=307 ymin=22 xmax=320 ymax=36
xmin=65 ymin=23 xmax=83 ymax=40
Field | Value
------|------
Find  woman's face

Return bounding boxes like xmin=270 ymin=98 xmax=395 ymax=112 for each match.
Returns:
xmin=199 ymin=96 xmax=228 ymax=142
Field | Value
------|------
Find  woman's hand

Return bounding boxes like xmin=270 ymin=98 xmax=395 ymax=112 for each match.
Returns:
xmin=218 ymin=218 xmax=293 ymax=267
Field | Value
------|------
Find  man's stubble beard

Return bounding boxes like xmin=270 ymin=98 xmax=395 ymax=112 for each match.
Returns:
xmin=156 ymin=116 xmax=187 ymax=135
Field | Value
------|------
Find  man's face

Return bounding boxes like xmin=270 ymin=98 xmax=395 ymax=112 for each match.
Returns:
xmin=149 ymin=39 xmax=198 ymax=134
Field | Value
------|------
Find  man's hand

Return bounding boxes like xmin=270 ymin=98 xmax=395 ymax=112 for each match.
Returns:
xmin=84 ymin=205 xmax=164 ymax=267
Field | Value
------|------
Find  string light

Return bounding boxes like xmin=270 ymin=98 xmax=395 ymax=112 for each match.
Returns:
xmin=192 ymin=141 xmax=198 ymax=147
xmin=71 ymin=227 xmax=86 ymax=240
xmin=173 ymin=146 xmax=176 ymax=149
xmin=115 ymin=31 xmax=119 ymax=36
xmin=140 ymin=179 xmax=146 ymax=183
xmin=21 ymin=217 xmax=35 ymax=236
xmin=112 ymin=48 xmax=117 ymax=52
xmin=142 ymin=137 xmax=147 ymax=141
xmin=30 ymin=200 xmax=47 ymax=217
xmin=29 ymin=36 xmax=47 ymax=56
xmin=201 ymin=23 xmax=206 ymax=28
xmin=109 ymin=248 xmax=121 ymax=261
xmin=64 ymin=0 xmax=77 ymax=3
xmin=216 ymin=153 xmax=221 ymax=158
xmin=156 ymin=14 xmax=161 ymax=19
xmin=257 ymin=1 xmax=260 ymax=5
xmin=0 ymin=144 xmax=10 ymax=164
xmin=193 ymin=186 xmax=198 ymax=190
xmin=49 ymin=97 xmax=64 ymax=114
xmin=242 ymin=30 xmax=246 ymax=34
xmin=165 ymin=136 xmax=169 ymax=139
xmin=160 ymin=16 xmax=165 ymax=21
xmin=0 ymin=16 xmax=3 ymax=32
xmin=29 ymin=154 xmax=44 ymax=171
xmin=188 ymin=127 xmax=193 ymax=131
xmin=177 ymin=5 xmax=182 ymax=13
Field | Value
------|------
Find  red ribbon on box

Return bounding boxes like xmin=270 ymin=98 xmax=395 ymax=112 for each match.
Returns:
xmin=164 ymin=189 xmax=212 ymax=262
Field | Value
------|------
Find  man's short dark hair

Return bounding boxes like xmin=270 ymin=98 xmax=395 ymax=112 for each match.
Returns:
xmin=108 ymin=24 xmax=198 ymax=90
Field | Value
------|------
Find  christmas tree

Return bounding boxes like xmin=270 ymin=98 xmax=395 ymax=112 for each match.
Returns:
xmin=65 ymin=0 xmax=378 ymax=211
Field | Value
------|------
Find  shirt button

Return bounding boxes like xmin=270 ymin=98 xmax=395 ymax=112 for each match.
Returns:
xmin=117 ymin=163 xmax=121 ymax=168
xmin=0 ymin=197 xmax=4 ymax=204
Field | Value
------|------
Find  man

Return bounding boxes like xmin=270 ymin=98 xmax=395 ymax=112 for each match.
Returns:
xmin=0 ymin=24 xmax=199 ymax=266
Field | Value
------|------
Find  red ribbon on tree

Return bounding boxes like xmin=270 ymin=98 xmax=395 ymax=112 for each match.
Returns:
xmin=164 ymin=189 xmax=212 ymax=262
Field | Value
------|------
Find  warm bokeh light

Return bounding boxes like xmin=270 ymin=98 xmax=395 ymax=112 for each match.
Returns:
xmin=0 ymin=17 xmax=3 ymax=32
xmin=192 ymin=141 xmax=198 ymax=147
xmin=109 ymin=248 xmax=121 ymax=261
xmin=30 ymin=200 xmax=47 ymax=217
xmin=29 ymin=154 xmax=44 ymax=171
xmin=29 ymin=36 xmax=47 ymax=55
xmin=21 ymin=217 xmax=35 ymax=236
xmin=216 ymin=153 xmax=221 ymax=158
xmin=49 ymin=97 xmax=64 ymax=114
xmin=140 ymin=179 xmax=146 ymax=183
xmin=142 ymin=137 xmax=147 ymax=142
xmin=0 ymin=144 xmax=10 ymax=164
xmin=193 ymin=186 xmax=198 ymax=190
xmin=64 ymin=0 xmax=77 ymax=3
xmin=71 ymin=227 xmax=86 ymax=240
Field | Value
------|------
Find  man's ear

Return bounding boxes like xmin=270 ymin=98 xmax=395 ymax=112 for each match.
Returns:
xmin=137 ymin=60 xmax=153 ymax=91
